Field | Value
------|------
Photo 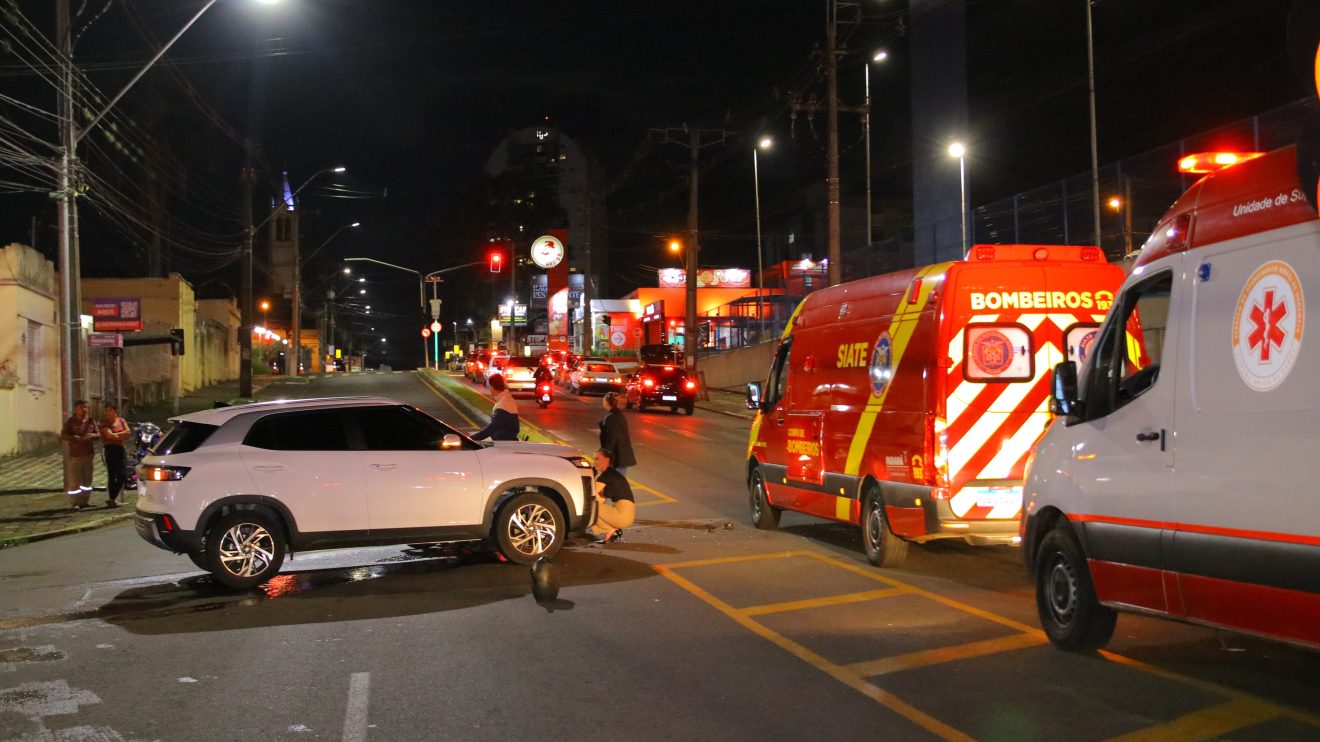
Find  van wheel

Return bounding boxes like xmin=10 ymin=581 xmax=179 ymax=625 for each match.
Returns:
xmin=1035 ymin=526 xmax=1117 ymax=652
xmin=205 ymin=510 xmax=286 ymax=589
xmin=862 ymin=485 xmax=908 ymax=568
xmin=749 ymin=468 xmax=781 ymax=530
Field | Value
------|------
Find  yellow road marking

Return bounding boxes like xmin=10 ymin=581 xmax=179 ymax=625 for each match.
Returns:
xmin=419 ymin=373 xmax=480 ymax=428
xmin=629 ymin=480 xmax=677 ymax=507
xmin=741 ymin=587 xmax=910 ymax=617
xmin=658 ymin=550 xmax=1320 ymax=738
xmin=655 ymin=564 xmax=975 ymax=742
xmin=1105 ymin=699 xmax=1283 ymax=742
xmin=847 ymin=632 xmax=1045 ymax=678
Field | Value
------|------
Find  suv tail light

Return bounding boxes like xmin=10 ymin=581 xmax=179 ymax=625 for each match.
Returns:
xmin=683 ymin=379 xmax=697 ymax=391
xmin=141 ymin=465 xmax=190 ymax=482
xmin=642 ymin=378 xmax=655 ymax=388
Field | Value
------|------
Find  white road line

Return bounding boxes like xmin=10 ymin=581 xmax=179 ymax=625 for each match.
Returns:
xmin=71 ymin=588 xmax=94 ymax=610
xmin=342 ymin=672 xmax=371 ymax=742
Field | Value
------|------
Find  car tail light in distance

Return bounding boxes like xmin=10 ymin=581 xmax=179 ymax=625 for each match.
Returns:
xmin=141 ymin=465 xmax=190 ymax=482
xmin=684 ymin=379 xmax=697 ymax=391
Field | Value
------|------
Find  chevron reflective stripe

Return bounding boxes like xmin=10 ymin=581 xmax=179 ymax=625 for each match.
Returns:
xmin=944 ymin=313 xmax=1078 ymax=520
xmin=843 ymin=263 xmax=951 ymax=476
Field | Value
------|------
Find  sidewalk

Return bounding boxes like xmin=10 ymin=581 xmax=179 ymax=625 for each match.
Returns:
xmin=0 ymin=378 xmax=267 ymax=548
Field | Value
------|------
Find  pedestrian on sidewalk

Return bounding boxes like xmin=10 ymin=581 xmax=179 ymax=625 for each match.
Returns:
xmin=598 ymin=392 xmax=636 ymax=477
xmin=98 ymin=403 xmax=131 ymax=508
xmin=59 ymin=400 xmax=98 ymax=509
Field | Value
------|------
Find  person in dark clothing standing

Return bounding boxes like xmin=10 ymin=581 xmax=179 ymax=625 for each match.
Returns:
xmin=598 ymin=392 xmax=636 ymax=476
xmin=472 ymin=374 xmax=520 ymax=441
xmin=590 ymin=448 xmax=634 ymax=543
xmin=98 ymin=403 xmax=131 ymax=507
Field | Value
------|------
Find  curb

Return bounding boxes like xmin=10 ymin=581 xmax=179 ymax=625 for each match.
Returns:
xmin=0 ymin=511 xmax=135 ymax=550
xmin=694 ymin=401 xmax=755 ymax=421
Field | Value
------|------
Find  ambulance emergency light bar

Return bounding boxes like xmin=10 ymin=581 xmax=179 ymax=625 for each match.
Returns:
xmin=1177 ymin=151 xmax=1264 ymax=174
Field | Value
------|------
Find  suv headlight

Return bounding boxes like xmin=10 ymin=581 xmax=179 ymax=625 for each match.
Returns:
xmin=568 ymin=456 xmax=593 ymax=469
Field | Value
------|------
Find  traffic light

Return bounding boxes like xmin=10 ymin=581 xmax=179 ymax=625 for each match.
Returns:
xmin=169 ymin=328 xmax=185 ymax=356
xmin=489 ymin=250 xmax=503 ymax=273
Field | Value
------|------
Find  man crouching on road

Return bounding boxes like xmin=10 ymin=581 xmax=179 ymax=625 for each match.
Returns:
xmin=590 ymin=448 xmax=635 ymax=544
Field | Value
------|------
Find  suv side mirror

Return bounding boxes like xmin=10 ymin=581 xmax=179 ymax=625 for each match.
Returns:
xmin=1050 ymin=361 xmax=1084 ymax=419
xmin=746 ymin=382 xmax=762 ymax=410
xmin=440 ymin=433 xmax=463 ymax=450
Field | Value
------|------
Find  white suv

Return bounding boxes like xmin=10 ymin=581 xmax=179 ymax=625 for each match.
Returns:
xmin=135 ymin=397 xmax=596 ymax=588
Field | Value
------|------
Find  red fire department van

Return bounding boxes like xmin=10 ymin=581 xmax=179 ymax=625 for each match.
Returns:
xmin=1024 ymin=146 xmax=1320 ymax=652
xmin=746 ymin=244 xmax=1126 ymax=567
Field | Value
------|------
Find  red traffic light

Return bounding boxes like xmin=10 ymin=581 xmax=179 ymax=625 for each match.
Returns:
xmin=489 ymin=251 xmax=504 ymax=273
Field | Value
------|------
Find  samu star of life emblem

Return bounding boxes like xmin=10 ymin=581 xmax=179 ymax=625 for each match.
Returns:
xmin=1232 ymin=260 xmax=1305 ymax=392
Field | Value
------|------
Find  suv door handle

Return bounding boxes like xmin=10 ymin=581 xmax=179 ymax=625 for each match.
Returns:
xmin=252 ymin=465 xmax=283 ymax=472
xmin=1135 ymin=431 xmax=1160 ymax=442
xmin=370 ymin=463 xmax=398 ymax=470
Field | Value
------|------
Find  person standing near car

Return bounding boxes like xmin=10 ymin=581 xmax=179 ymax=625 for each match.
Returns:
xmin=598 ymin=391 xmax=636 ymax=476
xmin=60 ymin=400 xmax=98 ymax=509
xmin=472 ymin=374 xmax=520 ymax=441
xmin=590 ymin=447 xmax=634 ymax=543
xmin=98 ymin=403 xmax=131 ymax=508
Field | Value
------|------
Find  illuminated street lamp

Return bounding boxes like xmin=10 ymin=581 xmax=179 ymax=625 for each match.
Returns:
xmin=948 ymin=142 xmax=969 ymax=255
xmin=753 ymin=136 xmax=773 ymax=338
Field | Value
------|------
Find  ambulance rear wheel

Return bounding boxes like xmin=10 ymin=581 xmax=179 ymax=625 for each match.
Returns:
xmin=748 ymin=468 xmax=780 ymax=530
xmin=1035 ymin=526 xmax=1117 ymax=652
xmin=862 ymin=486 xmax=908 ymax=568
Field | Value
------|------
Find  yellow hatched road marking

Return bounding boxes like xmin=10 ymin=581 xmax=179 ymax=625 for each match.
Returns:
xmin=847 ymin=632 xmax=1045 ymax=678
xmin=1105 ymin=699 xmax=1284 ymax=742
xmin=741 ymin=587 xmax=911 ymax=617
xmin=659 ymin=550 xmax=1320 ymax=739
xmin=655 ymin=563 xmax=976 ymax=742
xmin=629 ymin=480 xmax=677 ymax=507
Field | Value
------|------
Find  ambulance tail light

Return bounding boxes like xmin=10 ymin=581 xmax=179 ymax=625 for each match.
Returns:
xmin=1177 ymin=151 xmax=1264 ymax=174
xmin=925 ymin=413 xmax=951 ymax=496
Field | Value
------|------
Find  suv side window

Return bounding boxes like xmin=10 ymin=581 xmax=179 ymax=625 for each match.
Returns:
xmin=352 ymin=406 xmax=468 ymax=451
xmin=243 ymin=410 xmax=350 ymax=451
xmin=1083 ymin=272 xmax=1173 ymax=419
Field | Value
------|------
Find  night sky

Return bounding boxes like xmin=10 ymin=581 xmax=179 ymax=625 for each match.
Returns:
xmin=2 ymin=0 xmax=1312 ymax=367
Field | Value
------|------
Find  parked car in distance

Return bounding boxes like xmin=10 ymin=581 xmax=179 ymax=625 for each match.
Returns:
xmin=134 ymin=397 xmax=596 ymax=588
xmin=570 ymin=361 xmax=626 ymax=396
xmin=626 ymin=364 xmax=697 ymax=414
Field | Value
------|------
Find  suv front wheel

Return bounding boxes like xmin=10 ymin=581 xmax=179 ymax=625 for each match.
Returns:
xmin=205 ymin=510 xmax=287 ymax=589
xmin=493 ymin=492 xmax=564 ymax=564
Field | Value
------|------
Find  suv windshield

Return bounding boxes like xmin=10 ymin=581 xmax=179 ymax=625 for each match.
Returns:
xmin=152 ymin=421 xmax=218 ymax=455
xmin=507 ymin=357 xmax=540 ymax=368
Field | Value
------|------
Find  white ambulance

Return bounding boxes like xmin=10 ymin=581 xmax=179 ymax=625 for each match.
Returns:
xmin=1023 ymin=146 xmax=1320 ymax=652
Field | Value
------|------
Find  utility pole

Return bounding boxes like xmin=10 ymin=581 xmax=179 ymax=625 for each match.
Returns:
xmin=291 ymin=220 xmax=302 ymax=375
xmin=56 ymin=0 xmax=84 ymax=412
xmin=825 ymin=0 xmax=842 ymax=286
xmin=1086 ymin=0 xmax=1102 ymax=248
xmin=651 ymin=126 xmax=733 ymax=373
xmin=239 ymin=146 xmax=256 ymax=398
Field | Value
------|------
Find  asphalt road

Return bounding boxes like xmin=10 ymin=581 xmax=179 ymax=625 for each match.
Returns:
xmin=1 ymin=371 xmax=1317 ymax=741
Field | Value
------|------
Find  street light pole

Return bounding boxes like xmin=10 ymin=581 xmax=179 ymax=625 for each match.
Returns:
xmin=753 ymin=137 xmax=773 ymax=342
xmin=949 ymin=142 xmax=969 ymax=257
xmin=344 ymin=257 xmax=425 ymax=366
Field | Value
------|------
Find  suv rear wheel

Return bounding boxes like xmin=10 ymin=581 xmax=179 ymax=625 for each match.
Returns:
xmin=493 ymin=492 xmax=563 ymax=564
xmin=1035 ymin=525 xmax=1117 ymax=652
xmin=205 ymin=510 xmax=286 ymax=589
